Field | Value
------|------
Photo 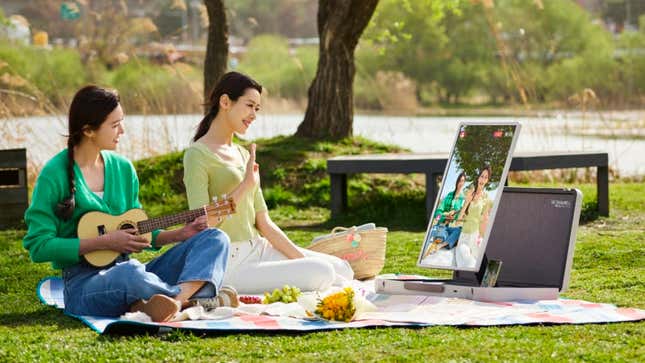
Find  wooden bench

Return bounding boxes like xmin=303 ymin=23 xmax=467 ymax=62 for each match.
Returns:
xmin=327 ymin=151 xmax=609 ymax=218
xmin=0 ymin=148 xmax=28 ymax=228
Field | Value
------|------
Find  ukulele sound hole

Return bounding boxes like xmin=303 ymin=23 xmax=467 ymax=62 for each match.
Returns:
xmin=119 ymin=221 xmax=136 ymax=231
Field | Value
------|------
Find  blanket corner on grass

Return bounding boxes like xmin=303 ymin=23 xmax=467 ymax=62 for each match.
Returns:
xmin=37 ymin=277 xmax=644 ymax=335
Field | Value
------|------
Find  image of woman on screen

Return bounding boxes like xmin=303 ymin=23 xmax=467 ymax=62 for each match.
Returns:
xmin=454 ymin=165 xmax=493 ymax=269
xmin=422 ymin=172 xmax=467 ymax=258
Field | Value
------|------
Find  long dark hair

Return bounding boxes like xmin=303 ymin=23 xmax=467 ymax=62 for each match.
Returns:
xmin=55 ymin=85 xmax=120 ymax=220
xmin=446 ymin=171 xmax=466 ymax=207
xmin=464 ymin=165 xmax=491 ymax=217
xmin=452 ymin=171 xmax=466 ymax=200
xmin=193 ymin=71 xmax=262 ymax=142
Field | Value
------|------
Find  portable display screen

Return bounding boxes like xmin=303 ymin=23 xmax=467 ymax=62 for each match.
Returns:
xmin=417 ymin=122 xmax=520 ymax=272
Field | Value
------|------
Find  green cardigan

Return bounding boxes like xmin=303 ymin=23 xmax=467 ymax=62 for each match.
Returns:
xmin=433 ymin=190 xmax=465 ymax=224
xmin=23 ymin=149 xmax=159 ymax=270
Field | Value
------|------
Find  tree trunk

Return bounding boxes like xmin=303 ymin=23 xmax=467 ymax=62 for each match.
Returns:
xmin=295 ymin=0 xmax=379 ymax=139
xmin=203 ymin=0 xmax=229 ymax=108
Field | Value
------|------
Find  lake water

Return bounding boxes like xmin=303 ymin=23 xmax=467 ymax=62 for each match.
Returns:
xmin=2 ymin=112 xmax=644 ymax=176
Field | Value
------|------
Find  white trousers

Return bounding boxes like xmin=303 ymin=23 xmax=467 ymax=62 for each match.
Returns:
xmin=455 ymin=231 xmax=480 ymax=269
xmin=222 ymin=237 xmax=355 ymax=294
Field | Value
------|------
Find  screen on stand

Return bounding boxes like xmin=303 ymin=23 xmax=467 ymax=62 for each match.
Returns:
xmin=417 ymin=123 xmax=520 ymax=272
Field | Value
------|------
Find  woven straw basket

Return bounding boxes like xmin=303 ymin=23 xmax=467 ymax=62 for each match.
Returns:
xmin=307 ymin=226 xmax=388 ymax=280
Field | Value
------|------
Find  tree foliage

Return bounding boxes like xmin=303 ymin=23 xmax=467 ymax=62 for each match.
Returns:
xmin=354 ymin=0 xmax=645 ymax=107
xmin=237 ymin=34 xmax=317 ymax=99
xmin=452 ymin=125 xmax=515 ymax=191
xmin=362 ymin=0 xmax=474 ymax=102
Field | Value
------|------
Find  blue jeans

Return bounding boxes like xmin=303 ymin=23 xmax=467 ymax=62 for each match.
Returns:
xmin=445 ymin=226 xmax=462 ymax=249
xmin=62 ymin=228 xmax=229 ymax=317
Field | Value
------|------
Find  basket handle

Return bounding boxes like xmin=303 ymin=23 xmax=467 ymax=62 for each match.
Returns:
xmin=331 ymin=226 xmax=356 ymax=234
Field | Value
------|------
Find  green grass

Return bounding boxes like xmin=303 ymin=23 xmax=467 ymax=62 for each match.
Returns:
xmin=1 ymin=137 xmax=643 ymax=362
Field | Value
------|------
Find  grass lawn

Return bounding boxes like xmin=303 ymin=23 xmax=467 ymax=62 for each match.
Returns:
xmin=0 ymin=136 xmax=643 ymax=362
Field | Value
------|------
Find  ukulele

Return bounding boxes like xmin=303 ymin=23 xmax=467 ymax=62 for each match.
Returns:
xmin=79 ymin=197 xmax=235 ymax=267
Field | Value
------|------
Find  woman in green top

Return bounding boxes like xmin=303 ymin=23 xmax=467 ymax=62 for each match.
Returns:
xmin=184 ymin=72 xmax=353 ymax=294
xmin=423 ymin=172 xmax=466 ymax=258
xmin=434 ymin=172 xmax=467 ymax=226
xmin=454 ymin=165 xmax=493 ymax=269
xmin=23 ymin=86 xmax=233 ymax=322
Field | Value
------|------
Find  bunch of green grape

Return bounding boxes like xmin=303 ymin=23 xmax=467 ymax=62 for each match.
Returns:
xmin=263 ymin=285 xmax=301 ymax=304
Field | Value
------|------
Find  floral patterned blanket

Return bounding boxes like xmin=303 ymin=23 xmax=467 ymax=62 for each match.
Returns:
xmin=38 ymin=277 xmax=644 ymax=335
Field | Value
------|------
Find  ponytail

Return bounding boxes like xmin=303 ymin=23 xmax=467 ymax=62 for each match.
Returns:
xmin=449 ymin=172 xmax=466 ymax=207
xmin=193 ymin=107 xmax=218 ymax=142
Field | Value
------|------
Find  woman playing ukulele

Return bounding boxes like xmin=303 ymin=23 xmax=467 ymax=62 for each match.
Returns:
xmin=23 ymin=86 xmax=235 ymax=322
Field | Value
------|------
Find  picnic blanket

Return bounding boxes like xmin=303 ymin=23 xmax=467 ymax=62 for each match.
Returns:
xmin=38 ymin=277 xmax=645 ymax=335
